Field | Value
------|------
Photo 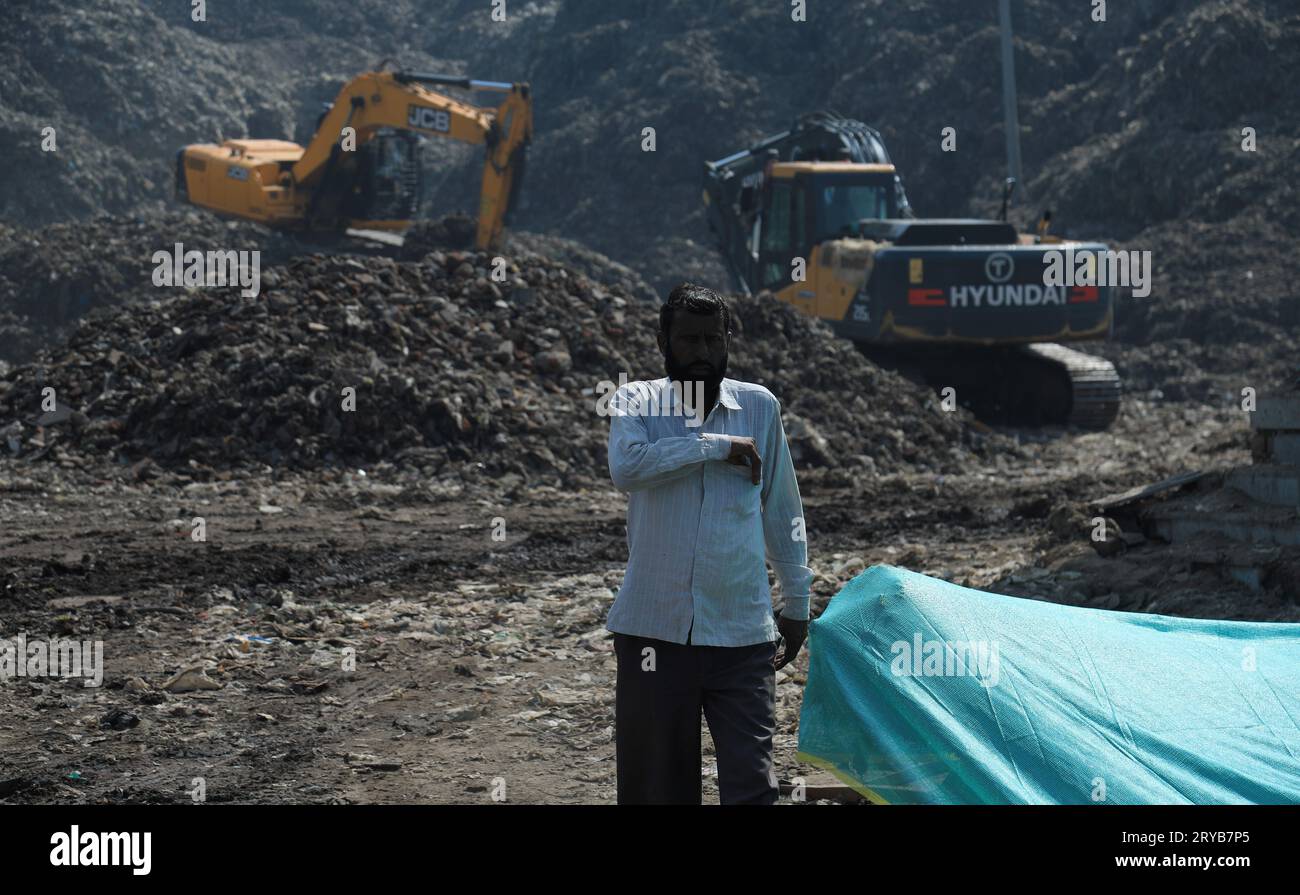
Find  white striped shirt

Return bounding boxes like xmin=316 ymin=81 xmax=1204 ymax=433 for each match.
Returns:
xmin=604 ymin=376 xmax=813 ymax=647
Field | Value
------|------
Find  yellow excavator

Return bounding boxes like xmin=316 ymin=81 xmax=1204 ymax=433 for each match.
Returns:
xmin=175 ymin=68 xmax=532 ymax=250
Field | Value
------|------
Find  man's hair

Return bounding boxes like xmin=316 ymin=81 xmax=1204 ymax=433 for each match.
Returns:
xmin=659 ymin=283 xmax=732 ymax=340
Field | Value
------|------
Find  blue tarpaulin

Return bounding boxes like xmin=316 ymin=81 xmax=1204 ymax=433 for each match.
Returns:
xmin=796 ymin=565 xmax=1300 ymax=804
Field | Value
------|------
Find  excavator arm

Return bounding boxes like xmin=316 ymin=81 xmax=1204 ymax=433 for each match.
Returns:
xmin=295 ymin=71 xmax=532 ymax=250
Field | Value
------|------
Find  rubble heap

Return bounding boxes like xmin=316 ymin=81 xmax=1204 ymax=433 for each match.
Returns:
xmin=0 ymin=245 xmax=1003 ymax=482
xmin=0 ymin=212 xmax=297 ymax=366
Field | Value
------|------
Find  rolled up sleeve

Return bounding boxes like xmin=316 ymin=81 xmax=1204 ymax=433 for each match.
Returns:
xmin=608 ymin=385 xmax=730 ymax=492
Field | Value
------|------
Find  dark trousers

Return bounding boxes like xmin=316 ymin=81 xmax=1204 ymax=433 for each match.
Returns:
xmin=613 ymin=630 xmax=779 ymax=805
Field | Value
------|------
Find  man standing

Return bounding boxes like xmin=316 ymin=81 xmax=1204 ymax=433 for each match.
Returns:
xmin=605 ymin=283 xmax=813 ymax=805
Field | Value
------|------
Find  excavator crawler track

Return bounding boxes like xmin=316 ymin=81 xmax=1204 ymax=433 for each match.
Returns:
xmin=1019 ymin=343 xmax=1121 ymax=430
xmin=860 ymin=342 xmax=1121 ymax=430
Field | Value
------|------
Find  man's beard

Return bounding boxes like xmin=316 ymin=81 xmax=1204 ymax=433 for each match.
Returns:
xmin=665 ymin=354 xmax=727 ymax=427
xmin=664 ymin=353 xmax=727 ymax=395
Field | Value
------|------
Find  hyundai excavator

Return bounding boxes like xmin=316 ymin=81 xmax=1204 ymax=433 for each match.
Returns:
xmin=175 ymin=68 xmax=532 ymax=251
xmin=703 ymin=112 xmax=1121 ymax=429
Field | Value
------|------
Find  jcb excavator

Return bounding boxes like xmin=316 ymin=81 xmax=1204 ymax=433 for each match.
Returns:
xmin=703 ymin=112 xmax=1121 ymax=429
xmin=175 ymin=68 xmax=532 ymax=251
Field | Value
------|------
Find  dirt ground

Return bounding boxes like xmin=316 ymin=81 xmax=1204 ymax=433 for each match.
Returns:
xmin=2 ymin=394 xmax=1290 ymax=805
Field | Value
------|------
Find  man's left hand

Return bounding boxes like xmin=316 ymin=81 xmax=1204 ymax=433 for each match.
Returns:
xmin=774 ymin=612 xmax=809 ymax=670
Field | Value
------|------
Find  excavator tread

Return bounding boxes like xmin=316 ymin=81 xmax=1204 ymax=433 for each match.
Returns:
xmin=1019 ymin=342 xmax=1121 ymax=430
xmin=856 ymin=341 xmax=1121 ymax=430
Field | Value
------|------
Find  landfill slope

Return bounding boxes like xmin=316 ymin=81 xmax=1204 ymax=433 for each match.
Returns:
xmin=2 ymin=0 xmax=1294 ymax=389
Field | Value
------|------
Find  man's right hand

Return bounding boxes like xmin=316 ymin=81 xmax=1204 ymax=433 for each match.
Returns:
xmin=724 ymin=436 xmax=763 ymax=485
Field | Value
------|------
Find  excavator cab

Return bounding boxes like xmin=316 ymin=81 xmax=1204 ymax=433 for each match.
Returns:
xmin=338 ymin=130 xmax=424 ymax=223
xmin=753 ymin=163 xmax=900 ymax=290
xmin=704 ymin=112 xmax=911 ymax=295
xmin=809 ymin=171 xmax=898 ymax=240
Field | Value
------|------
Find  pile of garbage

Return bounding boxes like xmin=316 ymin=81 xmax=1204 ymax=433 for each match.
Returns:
xmin=5 ymin=0 xmax=1293 ymax=394
xmin=0 ymin=212 xmax=297 ymax=365
xmin=0 ymin=242 xmax=1000 ymax=482
xmin=403 ymin=215 xmax=660 ymax=305
xmin=502 ymin=230 xmax=659 ymax=305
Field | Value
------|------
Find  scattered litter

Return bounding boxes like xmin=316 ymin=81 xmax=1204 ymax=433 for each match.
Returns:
xmin=162 ymin=667 xmax=222 ymax=693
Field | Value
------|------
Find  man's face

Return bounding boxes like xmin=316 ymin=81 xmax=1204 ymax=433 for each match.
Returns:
xmin=658 ymin=310 xmax=729 ymax=390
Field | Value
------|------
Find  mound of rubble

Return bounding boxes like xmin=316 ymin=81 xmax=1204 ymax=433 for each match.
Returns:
xmin=502 ymin=230 xmax=659 ymax=305
xmin=0 ymin=211 xmax=298 ymax=366
xmin=0 ymin=246 xmax=1002 ymax=483
xmin=402 ymin=215 xmax=660 ymax=304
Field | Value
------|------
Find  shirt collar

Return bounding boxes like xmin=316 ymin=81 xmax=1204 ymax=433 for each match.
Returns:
xmin=718 ymin=379 xmax=742 ymax=410
xmin=659 ymin=377 xmax=741 ymax=413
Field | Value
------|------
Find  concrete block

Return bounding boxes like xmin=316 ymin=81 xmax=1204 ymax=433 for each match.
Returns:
xmin=1270 ymin=433 xmax=1300 ymax=467
xmin=1149 ymin=513 xmax=1300 ymax=548
xmin=1251 ymin=395 xmax=1300 ymax=431
xmin=1226 ymin=465 xmax=1300 ymax=507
